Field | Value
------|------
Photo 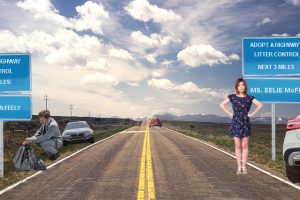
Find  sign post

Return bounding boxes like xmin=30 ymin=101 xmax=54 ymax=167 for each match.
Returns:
xmin=271 ymin=103 xmax=276 ymax=161
xmin=0 ymin=121 xmax=3 ymax=177
xmin=0 ymin=53 xmax=32 ymax=177
xmin=243 ymin=37 xmax=300 ymax=161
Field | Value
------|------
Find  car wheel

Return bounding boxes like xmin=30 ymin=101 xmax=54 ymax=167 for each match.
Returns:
xmin=285 ymin=160 xmax=300 ymax=183
xmin=63 ymin=140 xmax=69 ymax=146
xmin=89 ymin=137 xmax=95 ymax=144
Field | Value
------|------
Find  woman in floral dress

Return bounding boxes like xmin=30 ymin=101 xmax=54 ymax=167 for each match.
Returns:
xmin=219 ymin=78 xmax=263 ymax=174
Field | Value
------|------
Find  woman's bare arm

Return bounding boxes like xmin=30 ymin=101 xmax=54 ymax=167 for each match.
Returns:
xmin=219 ymin=97 xmax=233 ymax=118
xmin=248 ymin=99 xmax=263 ymax=117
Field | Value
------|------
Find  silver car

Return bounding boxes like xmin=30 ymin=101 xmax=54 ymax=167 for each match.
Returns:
xmin=62 ymin=121 xmax=94 ymax=146
xmin=283 ymin=115 xmax=300 ymax=182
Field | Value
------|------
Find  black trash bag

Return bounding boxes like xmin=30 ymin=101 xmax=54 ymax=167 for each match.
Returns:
xmin=13 ymin=144 xmax=47 ymax=171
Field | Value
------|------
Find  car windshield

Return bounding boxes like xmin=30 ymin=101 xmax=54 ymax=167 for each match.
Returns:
xmin=65 ymin=122 xmax=89 ymax=130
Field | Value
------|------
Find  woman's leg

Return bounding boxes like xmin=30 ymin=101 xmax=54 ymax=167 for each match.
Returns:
xmin=241 ymin=136 xmax=250 ymax=168
xmin=233 ymin=137 xmax=242 ymax=169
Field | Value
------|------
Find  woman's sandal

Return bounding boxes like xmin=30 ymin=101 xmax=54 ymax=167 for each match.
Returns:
xmin=241 ymin=167 xmax=248 ymax=174
xmin=236 ymin=167 xmax=242 ymax=175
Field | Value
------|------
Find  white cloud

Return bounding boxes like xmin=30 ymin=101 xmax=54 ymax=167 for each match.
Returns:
xmin=125 ymin=0 xmax=182 ymax=23
xmin=17 ymin=0 xmax=110 ymax=35
xmin=131 ymin=31 xmax=181 ymax=47
xmin=144 ymin=96 xmax=155 ymax=101
xmin=85 ymin=58 xmax=108 ymax=71
xmin=168 ymin=107 xmax=182 ymax=115
xmin=148 ymin=78 xmax=226 ymax=99
xmin=161 ymin=60 xmax=173 ymax=67
xmin=151 ymin=68 xmax=167 ymax=78
xmin=108 ymin=47 xmax=134 ymax=60
xmin=147 ymin=78 xmax=174 ymax=90
xmin=177 ymin=44 xmax=240 ymax=67
xmin=257 ymin=17 xmax=273 ymax=26
xmin=173 ymin=82 xmax=201 ymax=93
xmin=285 ymin=0 xmax=300 ymax=6
xmin=17 ymin=0 xmax=71 ymax=28
xmin=297 ymin=33 xmax=300 ymax=36
xmin=145 ymin=53 xmax=158 ymax=64
xmin=272 ymin=33 xmax=290 ymax=37
xmin=72 ymin=1 xmax=109 ymax=35
xmin=80 ymin=72 xmax=119 ymax=86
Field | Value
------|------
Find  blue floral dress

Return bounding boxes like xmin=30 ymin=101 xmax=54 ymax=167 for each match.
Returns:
xmin=227 ymin=93 xmax=255 ymax=138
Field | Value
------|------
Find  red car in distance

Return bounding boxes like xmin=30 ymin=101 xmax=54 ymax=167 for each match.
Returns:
xmin=149 ymin=118 xmax=162 ymax=127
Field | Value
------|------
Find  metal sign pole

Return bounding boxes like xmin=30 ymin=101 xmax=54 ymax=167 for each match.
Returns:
xmin=271 ymin=103 xmax=276 ymax=161
xmin=0 ymin=121 xmax=3 ymax=177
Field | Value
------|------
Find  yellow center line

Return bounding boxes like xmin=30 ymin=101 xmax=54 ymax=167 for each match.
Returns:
xmin=137 ymin=124 xmax=156 ymax=200
xmin=147 ymin=125 xmax=155 ymax=200
xmin=137 ymin=127 xmax=147 ymax=199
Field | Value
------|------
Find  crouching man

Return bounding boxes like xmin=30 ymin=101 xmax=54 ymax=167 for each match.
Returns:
xmin=23 ymin=110 xmax=63 ymax=160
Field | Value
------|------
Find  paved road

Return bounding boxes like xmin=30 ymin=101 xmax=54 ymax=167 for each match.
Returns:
xmin=1 ymin=124 xmax=300 ymax=200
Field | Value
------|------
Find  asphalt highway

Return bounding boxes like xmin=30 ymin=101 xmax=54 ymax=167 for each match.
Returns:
xmin=1 ymin=124 xmax=300 ymax=200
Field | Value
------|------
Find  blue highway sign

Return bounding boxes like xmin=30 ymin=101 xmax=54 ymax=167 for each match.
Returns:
xmin=243 ymin=37 xmax=300 ymax=76
xmin=0 ymin=95 xmax=31 ymax=120
xmin=0 ymin=53 xmax=31 ymax=92
xmin=245 ymin=78 xmax=300 ymax=103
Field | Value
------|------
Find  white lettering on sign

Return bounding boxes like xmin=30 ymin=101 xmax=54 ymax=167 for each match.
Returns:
xmin=249 ymin=42 xmax=300 ymax=48
xmin=0 ymin=105 xmax=21 ymax=111
xmin=0 ymin=59 xmax=21 ymax=64
xmin=249 ymin=42 xmax=269 ymax=47
xmin=264 ymin=87 xmax=283 ymax=93
xmin=0 ymin=69 xmax=12 ymax=74
xmin=285 ymin=87 xmax=300 ymax=93
xmin=0 ymin=80 xmax=11 ymax=85
xmin=270 ymin=42 xmax=300 ymax=48
xmin=254 ymin=52 xmax=300 ymax=57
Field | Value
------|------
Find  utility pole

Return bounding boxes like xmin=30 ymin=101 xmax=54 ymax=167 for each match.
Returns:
xmin=44 ymin=94 xmax=49 ymax=110
xmin=69 ymin=104 xmax=73 ymax=117
xmin=98 ymin=113 xmax=101 ymax=126
xmin=88 ymin=112 xmax=91 ymax=117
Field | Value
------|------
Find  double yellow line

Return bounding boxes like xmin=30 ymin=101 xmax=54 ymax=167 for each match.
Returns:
xmin=137 ymin=124 xmax=155 ymax=200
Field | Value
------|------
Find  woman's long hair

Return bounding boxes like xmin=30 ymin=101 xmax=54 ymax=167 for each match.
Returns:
xmin=235 ymin=78 xmax=248 ymax=95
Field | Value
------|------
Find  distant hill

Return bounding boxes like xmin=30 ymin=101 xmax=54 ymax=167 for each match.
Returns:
xmin=152 ymin=113 xmax=288 ymax=124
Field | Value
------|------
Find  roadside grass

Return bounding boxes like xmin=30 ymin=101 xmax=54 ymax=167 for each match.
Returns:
xmin=163 ymin=121 xmax=287 ymax=178
xmin=0 ymin=125 xmax=131 ymax=191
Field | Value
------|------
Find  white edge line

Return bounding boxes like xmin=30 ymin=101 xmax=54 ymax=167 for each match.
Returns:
xmin=165 ymin=127 xmax=300 ymax=191
xmin=0 ymin=128 xmax=131 ymax=195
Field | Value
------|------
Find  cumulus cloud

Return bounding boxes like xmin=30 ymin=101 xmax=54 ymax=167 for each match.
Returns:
xmin=80 ymin=72 xmax=119 ymax=86
xmin=131 ymin=31 xmax=181 ymax=48
xmin=272 ymin=33 xmax=290 ymax=37
xmin=257 ymin=17 xmax=273 ymax=26
xmin=147 ymin=78 xmax=174 ymax=90
xmin=145 ymin=53 xmax=158 ymax=64
xmin=125 ymin=0 xmax=181 ymax=23
xmin=297 ymin=33 xmax=300 ymax=36
xmin=177 ymin=44 xmax=240 ymax=67
xmin=285 ymin=0 xmax=300 ymax=6
xmin=151 ymin=68 xmax=167 ymax=78
xmin=144 ymin=96 xmax=155 ymax=101
xmin=160 ymin=60 xmax=173 ymax=67
xmin=72 ymin=1 xmax=109 ymax=35
xmin=108 ymin=47 xmax=134 ymax=60
xmin=17 ymin=0 xmax=71 ymax=28
xmin=85 ymin=58 xmax=108 ymax=71
xmin=147 ymin=78 xmax=226 ymax=98
xmin=168 ymin=107 xmax=182 ymax=115
xmin=173 ymin=82 xmax=202 ymax=93
xmin=17 ymin=0 xmax=110 ymax=35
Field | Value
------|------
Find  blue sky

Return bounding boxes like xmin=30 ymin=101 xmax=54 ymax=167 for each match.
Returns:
xmin=0 ymin=0 xmax=299 ymax=118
